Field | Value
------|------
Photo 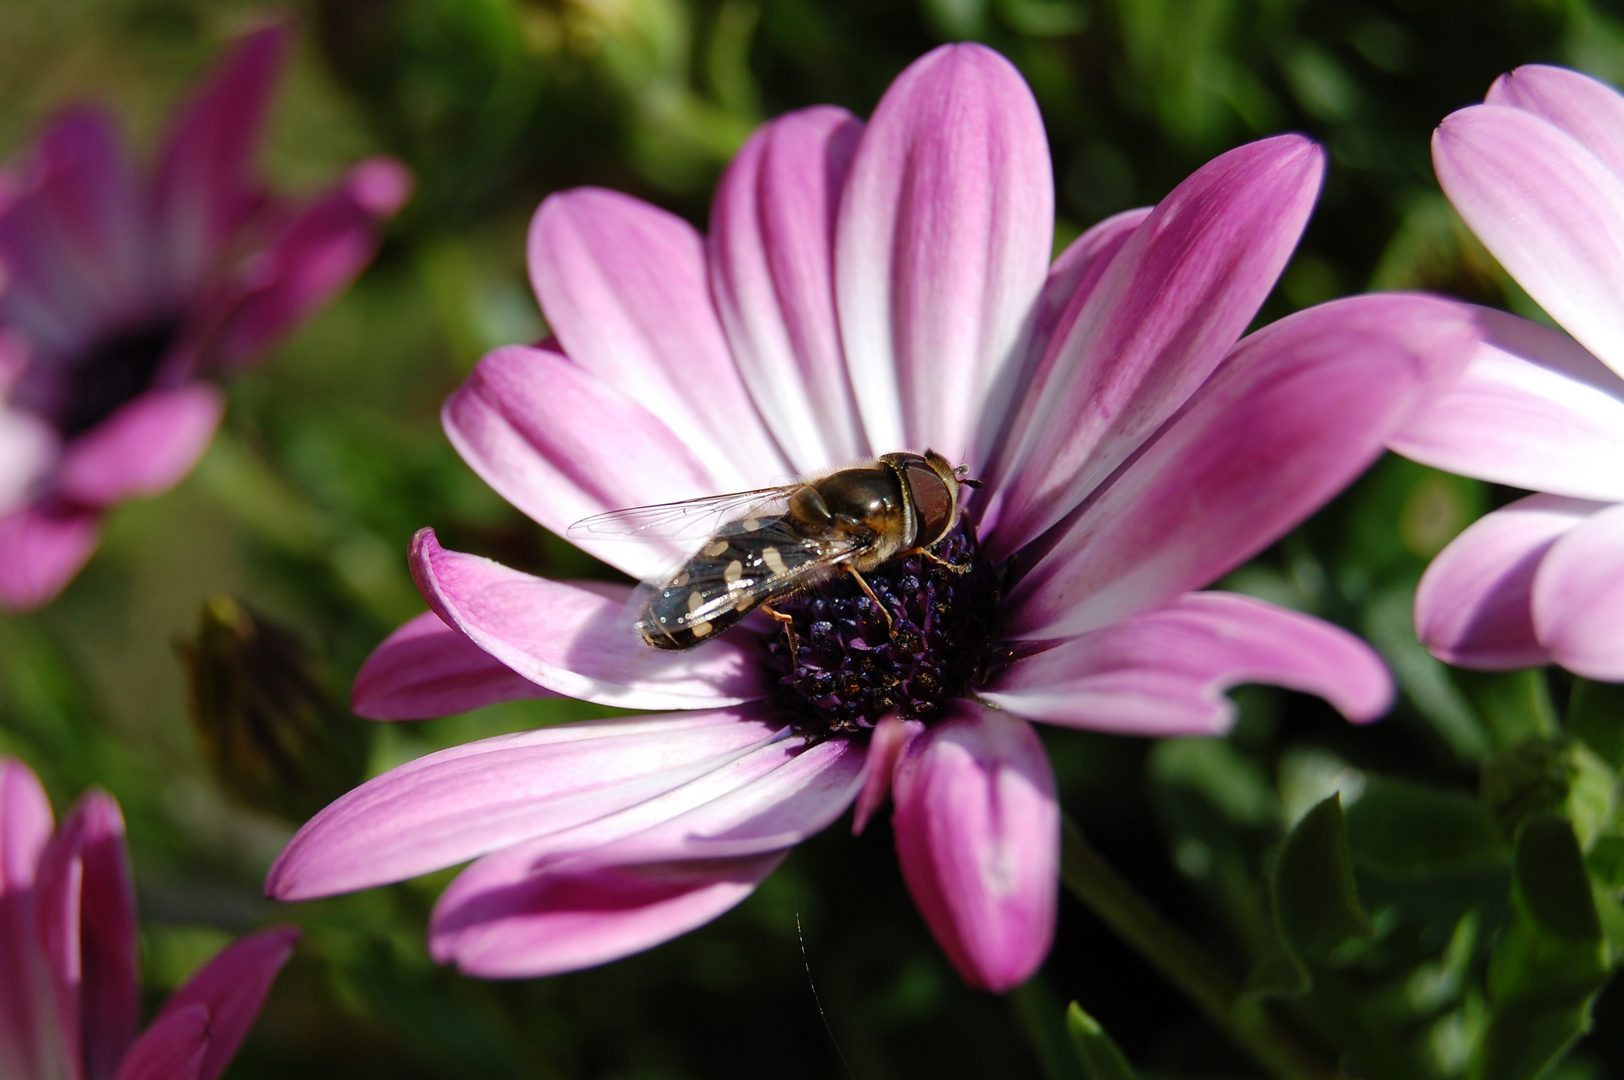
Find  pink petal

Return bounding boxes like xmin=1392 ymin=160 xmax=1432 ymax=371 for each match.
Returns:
xmin=352 ymin=610 xmax=555 ymax=721
xmin=0 ymin=758 xmax=51 ymax=887
xmin=61 ymin=794 xmax=138 ymax=1080
xmin=0 ymin=110 xmax=150 ymax=356
xmin=153 ymin=24 xmax=287 ymax=292
xmin=1023 ymin=208 xmax=1153 ymax=394
xmin=973 ymin=208 xmax=1153 ymax=532
xmin=984 ymin=591 xmax=1392 ymax=736
xmin=0 ymin=501 xmax=101 ymax=612
xmin=0 ymin=759 xmax=58 ymax=1080
xmin=154 ymin=926 xmax=298 ymax=1080
xmin=54 ymin=385 xmax=223 ymax=507
xmin=528 ymin=189 xmax=787 ymax=487
xmin=1532 ymin=500 xmax=1624 ymax=680
xmin=442 ymin=343 xmax=724 ymax=582
xmin=1486 ymin=65 xmax=1624 ymax=184
xmin=34 ymin=793 xmax=141 ymax=1080
xmin=606 ymin=730 xmax=864 ymax=861
xmin=429 ymin=736 xmax=864 ymax=977
xmin=984 ymin=136 xmax=1325 ymax=560
xmin=33 ymin=817 xmax=87 ymax=1080
xmin=0 ymin=406 xmax=57 ymax=517
xmin=1415 ymin=494 xmax=1594 ymax=670
xmin=267 ymin=709 xmax=787 ymax=901
xmin=892 ymin=702 xmax=1058 ymax=992
xmin=205 ymin=157 xmax=411 ymax=370
xmin=432 ymin=849 xmax=786 ymax=978
xmin=852 ymin=716 xmax=923 ymax=836
xmin=709 ymin=106 xmax=867 ymax=471
xmin=410 ymin=529 xmax=769 ymax=709
xmin=1004 ymin=293 xmax=1479 ymax=641
xmin=834 ymin=43 xmax=1053 ymax=465
xmin=1390 ymin=308 xmax=1624 ymax=502
xmin=1434 ymin=103 xmax=1624 ymax=378
xmin=108 ymin=1005 xmax=206 ymax=1080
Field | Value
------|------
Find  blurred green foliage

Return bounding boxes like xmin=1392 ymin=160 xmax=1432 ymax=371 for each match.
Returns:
xmin=4 ymin=0 xmax=1624 ymax=1077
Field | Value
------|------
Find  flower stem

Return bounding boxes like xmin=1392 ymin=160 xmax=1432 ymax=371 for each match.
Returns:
xmin=1059 ymin=817 xmax=1336 ymax=1080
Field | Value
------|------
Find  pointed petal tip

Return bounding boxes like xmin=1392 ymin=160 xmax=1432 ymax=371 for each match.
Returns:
xmin=351 ymin=609 xmax=556 ymax=721
xmin=410 ymin=528 xmax=768 ymax=710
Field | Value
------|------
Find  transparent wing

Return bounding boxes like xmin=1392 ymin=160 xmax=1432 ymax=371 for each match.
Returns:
xmin=649 ymin=518 xmax=870 ymax=631
xmin=567 ymin=485 xmax=797 ymax=544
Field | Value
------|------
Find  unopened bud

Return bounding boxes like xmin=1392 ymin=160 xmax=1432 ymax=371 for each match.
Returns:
xmin=177 ymin=595 xmax=368 ymax=821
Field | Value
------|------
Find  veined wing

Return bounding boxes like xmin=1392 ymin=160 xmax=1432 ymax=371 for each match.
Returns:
xmin=567 ymin=485 xmax=796 ymax=544
xmin=638 ymin=518 xmax=870 ymax=647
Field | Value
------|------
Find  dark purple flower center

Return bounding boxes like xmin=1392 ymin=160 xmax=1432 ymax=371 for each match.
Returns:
xmin=761 ymin=527 xmax=1000 ymax=738
xmin=57 ymin=319 xmax=179 ymax=438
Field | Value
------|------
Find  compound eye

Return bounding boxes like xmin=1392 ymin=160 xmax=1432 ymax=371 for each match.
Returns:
xmin=905 ymin=461 xmax=954 ymax=545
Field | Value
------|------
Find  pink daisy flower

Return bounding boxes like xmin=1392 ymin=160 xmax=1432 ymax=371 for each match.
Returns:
xmin=0 ymin=23 xmax=409 ymax=611
xmin=0 ymin=757 xmax=296 ymax=1080
xmin=1391 ymin=65 xmax=1624 ymax=680
xmin=270 ymin=44 xmax=1481 ymax=991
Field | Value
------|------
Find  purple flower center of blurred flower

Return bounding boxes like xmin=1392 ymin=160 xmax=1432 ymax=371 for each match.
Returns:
xmin=0 ymin=23 xmax=408 ymax=612
xmin=764 ymin=527 xmax=1000 ymax=734
xmin=55 ymin=317 xmax=180 ymax=437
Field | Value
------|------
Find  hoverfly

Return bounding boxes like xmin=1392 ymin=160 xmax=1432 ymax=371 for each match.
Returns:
xmin=569 ymin=451 xmax=978 ymax=650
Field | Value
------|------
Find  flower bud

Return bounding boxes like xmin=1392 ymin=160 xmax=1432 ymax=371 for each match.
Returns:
xmin=177 ymin=595 xmax=368 ymax=821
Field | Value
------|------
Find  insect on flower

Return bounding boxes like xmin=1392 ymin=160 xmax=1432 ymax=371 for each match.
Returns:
xmin=275 ymin=43 xmax=1488 ymax=993
xmin=570 ymin=450 xmax=979 ymax=650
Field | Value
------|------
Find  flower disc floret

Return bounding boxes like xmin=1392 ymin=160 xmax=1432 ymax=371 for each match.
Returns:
xmin=764 ymin=528 xmax=1000 ymax=734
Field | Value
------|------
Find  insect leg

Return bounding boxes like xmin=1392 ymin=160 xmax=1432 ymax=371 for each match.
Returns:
xmin=906 ymin=546 xmax=972 ymax=575
xmin=845 ymin=568 xmax=895 ymax=629
xmin=760 ymin=602 xmax=800 ymax=665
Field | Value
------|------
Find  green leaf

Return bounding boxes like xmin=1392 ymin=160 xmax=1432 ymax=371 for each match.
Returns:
xmin=1564 ymin=742 xmax=1618 ymax=850
xmin=1273 ymin=795 xmax=1373 ymax=964
xmin=1346 ymin=777 xmax=1505 ymax=877
xmin=1364 ymin=584 xmax=1492 ymax=762
xmin=1240 ymin=948 xmax=1310 ymax=1003
xmin=1476 ymin=816 xmax=1611 ymax=1080
xmin=1515 ymin=816 xmax=1602 ymax=942
xmin=1149 ymin=738 xmax=1278 ymax=830
xmin=1064 ymin=1003 xmax=1139 ymax=1080
xmin=1478 ymin=990 xmax=1604 ymax=1080
xmin=1568 ymin=678 xmax=1624 ymax=771
xmin=1010 ymin=979 xmax=1087 ymax=1080
xmin=1458 ymin=669 xmax=1558 ymax=749
xmin=1586 ymin=836 xmax=1624 ymax=889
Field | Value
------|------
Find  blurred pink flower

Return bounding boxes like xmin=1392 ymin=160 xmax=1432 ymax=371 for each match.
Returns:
xmin=1391 ymin=65 xmax=1624 ymax=681
xmin=0 ymin=757 xmax=296 ymax=1080
xmin=271 ymin=45 xmax=1480 ymax=990
xmin=0 ymin=24 xmax=410 ymax=611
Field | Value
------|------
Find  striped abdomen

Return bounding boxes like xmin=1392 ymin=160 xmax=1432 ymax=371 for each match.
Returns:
xmin=637 ymin=516 xmax=852 ymax=649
